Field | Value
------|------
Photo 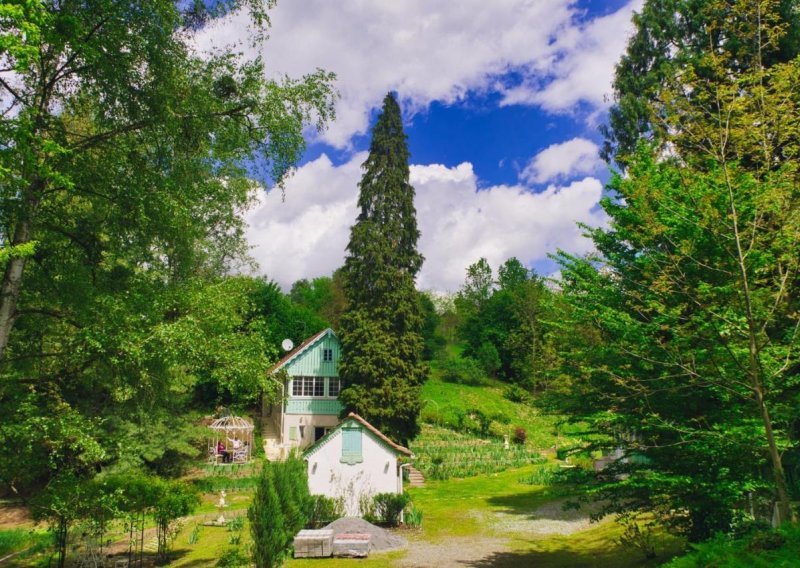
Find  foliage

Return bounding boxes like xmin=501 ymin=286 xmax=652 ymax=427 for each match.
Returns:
xmin=601 ymin=0 xmax=800 ymax=167
xmin=504 ymin=385 xmax=530 ymax=404
xmin=191 ymin=475 xmax=260 ymax=494
xmin=252 ymin=279 xmax=328 ymax=352
xmin=456 ymin=258 xmax=559 ymax=388
xmin=404 ymin=503 xmax=423 ymax=529
xmin=289 ymin=270 xmax=348 ymax=330
xmin=439 ymin=356 xmax=487 ymax=386
xmin=548 ymin=0 xmax=800 ymax=540
xmin=419 ymin=291 xmax=446 ymax=360
xmin=517 ymin=463 xmax=560 ymax=487
xmin=412 ymin=426 xmax=547 ymax=480
xmin=249 ymin=462 xmax=285 ymax=568
xmin=475 ymin=341 xmax=501 ymax=377
xmin=216 ymin=545 xmax=252 ymax=568
xmin=307 ymin=495 xmax=345 ymax=528
xmin=249 ymin=455 xmax=310 ymax=568
xmin=663 ymin=523 xmax=800 ymax=568
xmin=617 ymin=516 xmax=657 ymax=560
xmin=0 ymin=0 xmax=335 ymax=497
xmin=152 ymin=480 xmax=200 ymax=563
xmin=513 ymin=427 xmax=527 ymax=445
xmin=363 ymin=492 xmax=410 ymax=527
xmin=338 ymin=93 xmax=426 ymax=444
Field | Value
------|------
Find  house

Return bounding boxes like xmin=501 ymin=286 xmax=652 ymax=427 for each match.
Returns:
xmin=264 ymin=328 xmax=344 ymax=458
xmin=304 ymin=413 xmax=413 ymax=516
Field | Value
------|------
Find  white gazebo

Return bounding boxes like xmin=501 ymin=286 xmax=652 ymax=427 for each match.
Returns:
xmin=208 ymin=413 xmax=254 ymax=464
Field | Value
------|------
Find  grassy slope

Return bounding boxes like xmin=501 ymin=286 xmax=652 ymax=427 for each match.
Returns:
xmin=419 ymin=371 xmax=585 ymax=449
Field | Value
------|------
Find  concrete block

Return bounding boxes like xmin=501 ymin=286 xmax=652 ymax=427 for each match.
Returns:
xmin=293 ymin=529 xmax=334 ymax=558
xmin=332 ymin=533 xmax=371 ymax=558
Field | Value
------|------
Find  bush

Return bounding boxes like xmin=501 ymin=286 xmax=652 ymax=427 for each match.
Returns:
xmin=216 ymin=545 xmax=251 ymax=567
xmin=307 ymin=495 xmax=344 ymax=528
xmin=513 ymin=427 xmax=527 ymax=445
xmin=475 ymin=342 xmax=501 ymax=376
xmin=364 ymin=493 xmax=410 ymax=527
xmin=663 ymin=523 xmax=800 ymax=567
xmin=249 ymin=455 xmax=311 ymax=568
xmin=440 ymin=357 xmax=487 ymax=386
xmin=617 ymin=517 xmax=657 ymax=559
xmin=504 ymin=385 xmax=530 ymax=403
xmin=404 ymin=504 xmax=423 ymax=529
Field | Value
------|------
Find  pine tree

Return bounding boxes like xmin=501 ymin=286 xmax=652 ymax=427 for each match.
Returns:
xmin=249 ymin=462 xmax=287 ymax=568
xmin=338 ymin=93 xmax=426 ymax=444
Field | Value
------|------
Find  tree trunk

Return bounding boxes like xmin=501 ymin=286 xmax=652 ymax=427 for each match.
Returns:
xmin=0 ymin=179 xmax=42 ymax=361
xmin=0 ymin=218 xmax=32 ymax=360
xmin=754 ymin=383 xmax=794 ymax=524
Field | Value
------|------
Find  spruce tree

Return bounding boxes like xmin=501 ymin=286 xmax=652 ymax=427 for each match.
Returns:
xmin=338 ymin=93 xmax=426 ymax=444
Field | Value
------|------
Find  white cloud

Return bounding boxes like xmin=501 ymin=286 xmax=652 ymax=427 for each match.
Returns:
xmin=193 ymin=1 xmax=640 ymax=147
xmin=500 ymin=0 xmax=642 ymax=114
xmin=520 ymin=137 xmax=604 ymax=184
xmin=245 ymin=155 xmax=607 ymax=292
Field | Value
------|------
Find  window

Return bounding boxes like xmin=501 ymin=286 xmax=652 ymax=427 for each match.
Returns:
xmin=289 ymin=426 xmax=298 ymax=441
xmin=340 ymin=427 xmax=363 ymax=464
xmin=323 ymin=348 xmax=333 ymax=362
xmin=291 ymin=376 xmax=325 ymax=397
xmin=328 ymin=378 xmax=341 ymax=398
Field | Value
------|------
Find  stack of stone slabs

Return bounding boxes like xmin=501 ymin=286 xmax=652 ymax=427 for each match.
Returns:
xmin=293 ymin=529 xmax=334 ymax=558
xmin=332 ymin=532 xmax=371 ymax=558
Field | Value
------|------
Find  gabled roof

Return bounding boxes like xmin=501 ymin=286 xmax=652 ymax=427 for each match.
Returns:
xmin=267 ymin=328 xmax=336 ymax=374
xmin=304 ymin=413 xmax=413 ymax=458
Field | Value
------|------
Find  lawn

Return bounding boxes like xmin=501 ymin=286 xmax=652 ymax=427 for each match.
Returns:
xmin=284 ymin=464 xmax=685 ymax=568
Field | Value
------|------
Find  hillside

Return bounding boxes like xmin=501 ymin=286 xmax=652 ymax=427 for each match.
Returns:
xmin=411 ymin=366 xmax=587 ymax=480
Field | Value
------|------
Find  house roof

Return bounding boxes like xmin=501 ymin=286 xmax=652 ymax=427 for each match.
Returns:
xmin=304 ymin=412 xmax=413 ymax=458
xmin=267 ymin=328 xmax=336 ymax=374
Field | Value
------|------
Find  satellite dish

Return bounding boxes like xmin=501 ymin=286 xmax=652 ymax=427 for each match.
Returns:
xmin=281 ymin=339 xmax=294 ymax=352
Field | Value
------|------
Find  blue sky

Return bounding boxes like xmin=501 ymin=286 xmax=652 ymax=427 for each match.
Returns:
xmin=195 ymin=0 xmax=641 ymax=291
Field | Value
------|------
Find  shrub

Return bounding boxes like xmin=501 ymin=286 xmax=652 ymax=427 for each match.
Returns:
xmin=217 ymin=545 xmax=251 ymax=567
xmin=404 ymin=504 xmax=423 ymax=529
xmin=440 ymin=357 xmax=487 ymax=386
xmin=364 ymin=493 xmax=410 ymax=527
xmin=617 ymin=517 xmax=657 ymax=559
xmin=748 ymin=529 xmax=785 ymax=551
xmin=513 ymin=427 xmax=527 ymax=445
xmin=504 ymin=385 xmax=530 ymax=403
xmin=475 ymin=342 xmax=501 ymax=376
xmin=307 ymin=495 xmax=344 ymax=528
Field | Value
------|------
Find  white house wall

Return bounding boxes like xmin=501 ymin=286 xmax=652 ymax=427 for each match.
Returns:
xmin=284 ymin=414 xmax=340 ymax=448
xmin=306 ymin=429 xmax=401 ymax=516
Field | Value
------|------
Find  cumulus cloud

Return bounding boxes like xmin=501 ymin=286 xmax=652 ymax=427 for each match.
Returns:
xmin=193 ymin=0 xmax=640 ymax=147
xmin=499 ymin=0 xmax=642 ymax=114
xmin=245 ymin=155 xmax=606 ymax=292
xmin=520 ymin=137 xmax=604 ymax=184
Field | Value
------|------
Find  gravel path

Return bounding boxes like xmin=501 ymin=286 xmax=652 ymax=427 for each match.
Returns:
xmin=397 ymin=537 xmax=508 ymax=568
xmin=324 ymin=517 xmax=407 ymax=552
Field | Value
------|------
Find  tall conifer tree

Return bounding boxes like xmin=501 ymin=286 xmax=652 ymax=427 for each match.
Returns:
xmin=338 ymin=93 xmax=425 ymax=443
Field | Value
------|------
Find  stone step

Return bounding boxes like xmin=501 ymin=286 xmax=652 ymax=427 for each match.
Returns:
xmin=407 ymin=466 xmax=425 ymax=487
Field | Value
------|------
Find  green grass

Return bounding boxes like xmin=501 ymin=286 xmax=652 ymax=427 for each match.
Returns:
xmin=0 ymin=528 xmax=53 ymax=566
xmin=420 ymin=372 xmax=586 ymax=449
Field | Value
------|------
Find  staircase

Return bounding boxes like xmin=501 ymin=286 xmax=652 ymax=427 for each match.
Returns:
xmin=407 ymin=466 xmax=426 ymax=488
xmin=262 ymin=417 xmax=283 ymax=461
